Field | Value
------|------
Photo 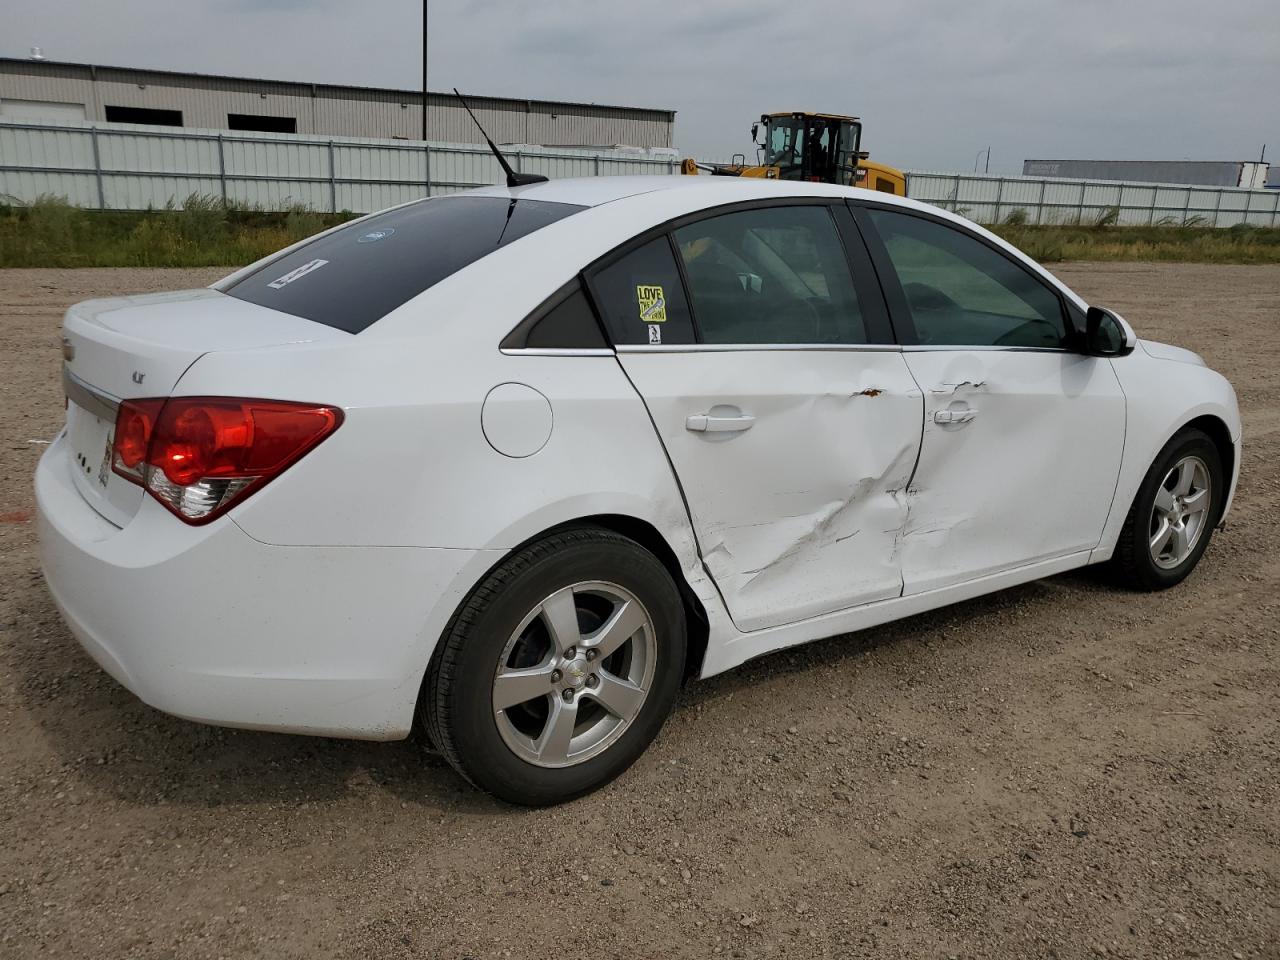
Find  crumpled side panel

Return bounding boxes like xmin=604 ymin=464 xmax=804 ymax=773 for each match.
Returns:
xmin=618 ymin=349 xmax=924 ymax=632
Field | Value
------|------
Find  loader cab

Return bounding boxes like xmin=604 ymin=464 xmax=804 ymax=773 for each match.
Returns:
xmin=755 ymin=112 xmax=862 ymax=186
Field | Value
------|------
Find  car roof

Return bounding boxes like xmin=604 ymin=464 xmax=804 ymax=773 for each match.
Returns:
xmin=466 ymin=175 xmax=970 ymax=239
xmin=465 ymin=175 xmax=879 ymax=209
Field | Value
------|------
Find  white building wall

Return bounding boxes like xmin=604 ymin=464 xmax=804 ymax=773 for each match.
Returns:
xmin=0 ymin=59 xmax=676 ymax=148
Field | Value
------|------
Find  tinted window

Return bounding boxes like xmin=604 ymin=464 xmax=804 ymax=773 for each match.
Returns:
xmin=520 ymin=285 xmax=607 ymax=349
xmin=673 ymin=206 xmax=865 ymax=344
xmin=590 ymin=238 xmax=695 ymax=346
xmin=867 ymin=209 xmax=1068 ymax=348
xmin=225 ymin=196 xmax=584 ymax=333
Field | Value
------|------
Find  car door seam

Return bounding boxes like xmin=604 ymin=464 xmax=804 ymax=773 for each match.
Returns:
xmin=1092 ymin=357 xmax=1131 ymax=556
xmin=610 ymin=356 xmax=736 ymax=620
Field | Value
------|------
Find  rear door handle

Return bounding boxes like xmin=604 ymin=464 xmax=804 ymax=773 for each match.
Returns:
xmin=933 ymin=408 xmax=977 ymax=425
xmin=686 ymin=413 xmax=755 ymax=433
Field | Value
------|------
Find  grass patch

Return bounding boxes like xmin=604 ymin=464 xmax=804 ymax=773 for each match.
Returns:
xmin=986 ymin=221 xmax=1280 ymax=264
xmin=2 ymin=194 xmax=1279 ymax=268
xmin=0 ymin=194 xmax=356 ymax=268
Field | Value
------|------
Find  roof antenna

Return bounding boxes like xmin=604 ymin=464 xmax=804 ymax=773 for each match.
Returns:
xmin=453 ymin=87 xmax=548 ymax=188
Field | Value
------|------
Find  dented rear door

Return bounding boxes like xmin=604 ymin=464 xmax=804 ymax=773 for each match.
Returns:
xmin=618 ymin=348 xmax=923 ymax=631
xmin=593 ymin=201 xmax=923 ymax=633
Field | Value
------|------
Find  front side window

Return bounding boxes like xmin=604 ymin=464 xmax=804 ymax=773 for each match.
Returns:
xmin=225 ymin=196 xmax=583 ymax=334
xmin=673 ymin=206 xmax=866 ymax=344
xmin=866 ymin=208 xmax=1068 ymax=348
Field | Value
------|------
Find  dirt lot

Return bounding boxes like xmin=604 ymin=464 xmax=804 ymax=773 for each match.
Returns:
xmin=1 ymin=264 xmax=1276 ymax=959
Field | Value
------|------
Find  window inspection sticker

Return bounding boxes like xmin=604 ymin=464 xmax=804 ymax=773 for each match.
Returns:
xmin=636 ymin=284 xmax=667 ymax=323
xmin=648 ymin=324 xmax=662 ymax=344
xmin=267 ymin=259 xmax=329 ymax=289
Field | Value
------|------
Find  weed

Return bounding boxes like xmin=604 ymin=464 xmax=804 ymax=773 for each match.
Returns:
xmin=1 ymin=195 xmax=1276 ymax=269
xmin=0 ymin=196 xmax=358 ymax=268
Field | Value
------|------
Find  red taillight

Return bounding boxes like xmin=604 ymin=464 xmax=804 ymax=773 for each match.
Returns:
xmin=113 ymin=399 xmax=165 ymax=479
xmin=112 ymin=397 xmax=342 ymax=524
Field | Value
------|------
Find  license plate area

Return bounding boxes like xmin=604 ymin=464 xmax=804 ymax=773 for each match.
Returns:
xmin=66 ymin=401 xmax=144 ymax=526
xmin=67 ymin=402 xmax=114 ymax=490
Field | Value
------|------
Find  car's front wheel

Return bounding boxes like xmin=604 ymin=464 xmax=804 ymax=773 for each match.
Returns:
xmin=1108 ymin=428 xmax=1224 ymax=590
xmin=423 ymin=527 xmax=687 ymax=805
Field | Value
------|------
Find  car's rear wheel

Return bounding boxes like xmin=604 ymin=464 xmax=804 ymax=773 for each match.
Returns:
xmin=423 ymin=527 xmax=687 ymax=805
xmin=1108 ymin=428 xmax=1223 ymax=590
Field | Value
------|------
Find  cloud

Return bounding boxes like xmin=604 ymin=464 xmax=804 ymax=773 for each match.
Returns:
xmin=4 ymin=0 xmax=1277 ymax=171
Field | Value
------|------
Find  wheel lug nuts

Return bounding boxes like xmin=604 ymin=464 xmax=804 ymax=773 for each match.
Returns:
xmin=564 ymin=647 xmax=576 ymax=659
xmin=586 ymin=674 xmax=599 ymax=688
xmin=550 ymin=669 xmax=562 ymax=683
xmin=561 ymin=689 xmax=574 ymax=702
xmin=585 ymin=649 xmax=598 ymax=662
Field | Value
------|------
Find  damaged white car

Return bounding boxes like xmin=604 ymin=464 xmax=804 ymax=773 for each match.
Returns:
xmin=37 ymin=176 xmax=1240 ymax=805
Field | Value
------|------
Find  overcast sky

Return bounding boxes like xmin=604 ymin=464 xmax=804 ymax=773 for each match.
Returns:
xmin=6 ymin=0 xmax=1278 ymax=172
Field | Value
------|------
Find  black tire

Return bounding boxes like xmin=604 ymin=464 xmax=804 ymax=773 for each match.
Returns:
xmin=422 ymin=526 xmax=687 ymax=806
xmin=1107 ymin=428 xmax=1224 ymax=591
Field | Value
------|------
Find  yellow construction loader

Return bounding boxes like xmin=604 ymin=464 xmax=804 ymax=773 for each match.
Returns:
xmin=680 ymin=111 xmax=906 ymax=195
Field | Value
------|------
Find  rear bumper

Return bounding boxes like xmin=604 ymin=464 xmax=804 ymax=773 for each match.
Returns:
xmin=36 ymin=434 xmax=499 ymax=739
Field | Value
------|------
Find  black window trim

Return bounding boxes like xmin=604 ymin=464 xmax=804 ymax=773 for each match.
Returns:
xmin=827 ymin=203 xmax=896 ymax=345
xmin=665 ymin=231 xmax=705 ymax=343
xmin=579 ymin=196 xmax=898 ymax=351
xmin=848 ymin=198 xmax=1087 ymax=351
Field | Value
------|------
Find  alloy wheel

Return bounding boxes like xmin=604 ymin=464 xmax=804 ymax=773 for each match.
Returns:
xmin=492 ymin=581 xmax=656 ymax=768
xmin=1149 ymin=455 xmax=1212 ymax=569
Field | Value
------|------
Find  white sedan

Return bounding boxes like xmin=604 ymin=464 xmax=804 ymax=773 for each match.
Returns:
xmin=37 ymin=177 xmax=1240 ymax=805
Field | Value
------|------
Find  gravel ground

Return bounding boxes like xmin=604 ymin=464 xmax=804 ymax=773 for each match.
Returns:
xmin=0 ymin=264 xmax=1277 ymax=960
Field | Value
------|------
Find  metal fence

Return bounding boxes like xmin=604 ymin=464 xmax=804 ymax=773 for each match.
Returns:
xmin=0 ymin=119 xmax=680 ymax=213
xmin=4 ymin=119 xmax=1278 ymax=228
xmin=905 ymin=170 xmax=1280 ymax=228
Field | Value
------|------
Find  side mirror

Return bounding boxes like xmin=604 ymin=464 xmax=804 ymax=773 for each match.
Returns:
xmin=751 ymin=122 xmax=760 ymax=144
xmin=1084 ymin=306 xmax=1137 ymax=357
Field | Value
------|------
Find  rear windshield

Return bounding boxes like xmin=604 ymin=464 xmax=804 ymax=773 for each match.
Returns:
xmin=224 ymin=196 xmax=584 ymax=333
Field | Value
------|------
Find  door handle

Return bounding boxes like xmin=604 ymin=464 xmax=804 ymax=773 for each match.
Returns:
xmin=933 ymin=408 xmax=977 ymax=425
xmin=686 ymin=413 xmax=756 ymax=433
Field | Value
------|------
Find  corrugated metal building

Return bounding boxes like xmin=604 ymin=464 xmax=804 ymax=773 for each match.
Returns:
xmin=0 ymin=57 xmax=676 ymax=148
xmin=1023 ymin=159 xmax=1269 ymax=189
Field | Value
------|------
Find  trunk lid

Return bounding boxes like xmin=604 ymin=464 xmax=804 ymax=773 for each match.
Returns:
xmin=60 ymin=288 xmax=347 ymax=527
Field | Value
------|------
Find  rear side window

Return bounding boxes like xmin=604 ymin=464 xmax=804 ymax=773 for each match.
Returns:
xmin=502 ymin=281 xmax=608 ymax=350
xmin=225 ymin=196 xmax=584 ymax=334
xmin=673 ymin=205 xmax=866 ymax=344
xmin=589 ymin=238 xmax=696 ymax=346
xmin=866 ymin=208 xmax=1068 ymax=348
